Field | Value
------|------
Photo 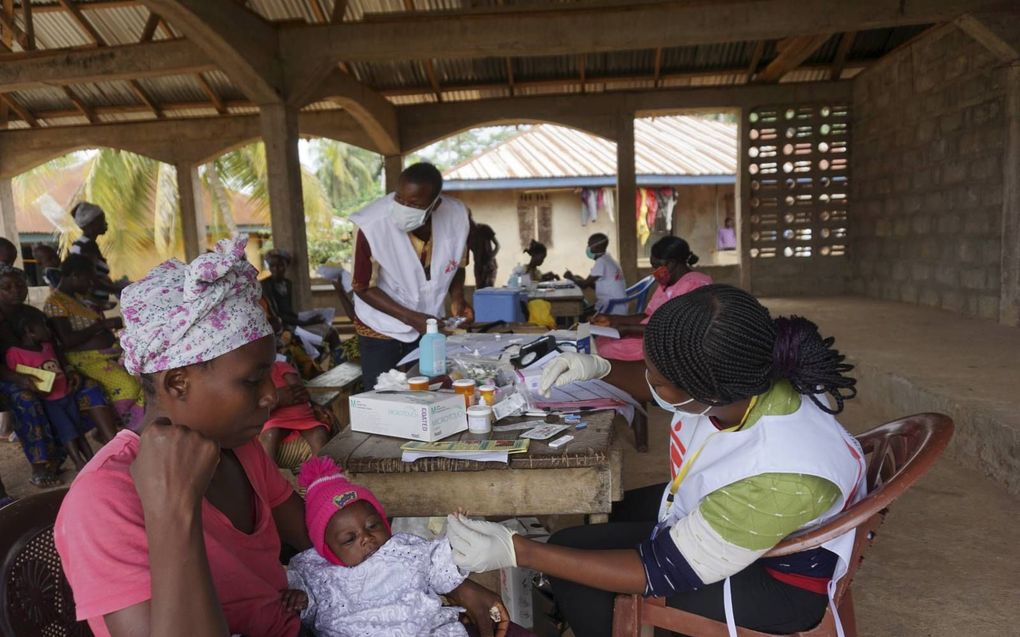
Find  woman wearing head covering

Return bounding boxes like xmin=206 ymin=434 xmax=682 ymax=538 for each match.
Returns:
xmin=43 ymin=255 xmax=145 ymax=429
xmin=69 ymin=202 xmax=127 ymax=309
xmin=595 ymin=236 xmax=712 ymax=361
xmin=0 ymin=265 xmax=119 ymax=487
xmin=447 ymin=285 xmax=865 ymax=637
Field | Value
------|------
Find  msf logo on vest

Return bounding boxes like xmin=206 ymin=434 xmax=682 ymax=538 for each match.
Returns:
xmin=443 ymin=259 xmax=458 ymax=275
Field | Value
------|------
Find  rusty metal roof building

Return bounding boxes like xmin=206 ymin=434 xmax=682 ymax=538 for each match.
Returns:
xmin=443 ymin=115 xmax=736 ymax=190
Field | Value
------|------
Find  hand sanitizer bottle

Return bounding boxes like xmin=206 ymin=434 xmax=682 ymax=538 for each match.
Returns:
xmin=418 ymin=318 xmax=446 ymax=376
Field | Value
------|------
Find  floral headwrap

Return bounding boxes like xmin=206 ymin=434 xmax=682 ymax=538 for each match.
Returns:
xmin=119 ymin=236 xmax=273 ymax=375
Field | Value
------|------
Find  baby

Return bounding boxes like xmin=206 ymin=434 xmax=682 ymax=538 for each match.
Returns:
xmin=285 ymin=457 xmax=520 ymax=637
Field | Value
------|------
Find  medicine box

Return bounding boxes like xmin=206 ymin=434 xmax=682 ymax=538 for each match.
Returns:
xmin=348 ymin=390 xmax=467 ymax=442
xmin=472 ymin=287 xmax=527 ymax=323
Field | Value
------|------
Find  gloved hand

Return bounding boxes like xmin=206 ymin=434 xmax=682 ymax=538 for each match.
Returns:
xmin=446 ymin=514 xmax=518 ymax=572
xmin=538 ymin=352 xmax=612 ymax=396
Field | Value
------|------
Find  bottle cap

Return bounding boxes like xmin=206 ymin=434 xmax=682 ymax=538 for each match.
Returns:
xmin=426 ymin=318 xmax=438 ymax=333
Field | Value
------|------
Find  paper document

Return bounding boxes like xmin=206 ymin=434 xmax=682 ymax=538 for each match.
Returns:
xmin=590 ymin=326 xmax=620 ymax=339
xmin=400 ymin=440 xmax=530 ymax=454
xmin=402 ymin=451 xmax=509 ymax=463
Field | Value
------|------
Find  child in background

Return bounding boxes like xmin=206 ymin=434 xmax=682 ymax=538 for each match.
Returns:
xmin=564 ymin=233 xmax=628 ymax=315
xmin=285 ymin=457 xmax=525 ymax=637
xmin=4 ymin=306 xmax=93 ymax=469
xmin=258 ymin=360 xmax=331 ymax=463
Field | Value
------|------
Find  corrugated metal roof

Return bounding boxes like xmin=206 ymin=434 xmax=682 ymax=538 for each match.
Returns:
xmin=444 ymin=115 xmax=736 ymax=182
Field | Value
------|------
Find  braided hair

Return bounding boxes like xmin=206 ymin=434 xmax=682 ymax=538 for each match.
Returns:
xmin=644 ymin=284 xmax=856 ymax=414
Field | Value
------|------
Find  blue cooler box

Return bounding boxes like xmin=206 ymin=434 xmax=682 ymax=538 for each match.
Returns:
xmin=473 ymin=288 xmax=527 ymax=323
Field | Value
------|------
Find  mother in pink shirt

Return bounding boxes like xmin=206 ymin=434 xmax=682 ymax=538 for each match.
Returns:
xmin=595 ymin=236 xmax=712 ymax=361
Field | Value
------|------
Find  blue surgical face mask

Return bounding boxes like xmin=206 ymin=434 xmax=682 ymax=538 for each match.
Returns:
xmin=645 ymin=370 xmax=712 ymax=416
xmin=585 ymin=247 xmax=596 ymax=260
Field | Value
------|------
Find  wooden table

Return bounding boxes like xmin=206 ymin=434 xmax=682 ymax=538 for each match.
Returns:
xmin=529 ymin=284 xmax=585 ymax=323
xmin=320 ymin=409 xmax=623 ymax=522
xmin=305 ymin=361 xmax=362 ymax=427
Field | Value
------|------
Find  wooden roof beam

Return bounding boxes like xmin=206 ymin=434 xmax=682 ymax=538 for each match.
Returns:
xmin=652 ymin=47 xmax=663 ymax=88
xmin=127 ymin=80 xmax=165 ymax=119
xmin=0 ymin=93 xmax=37 ymax=127
xmin=281 ymin=0 xmax=1001 ymax=64
xmin=19 ymin=0 xmax=32 ymax=50
xmin=296 ymin=68 xmax=399 ymax=155
xmin=755 ymin=34 xmax=832 ymax=83
xmin=331 ymin=0 xmax=348 ymax=23
xmin=506 ymin=58 xmax=515 ymax=97
xmin=195 ymin=71 xmax=227 ymax=115
xmin=830 ymin=32 xmax=857 ymax=80
xmin=62 ymin=85 xmax=97 ymax=123
xmin=0 ymin=7 xmax=29 ymax=50
xmin=0 ymin=40 xmax=214 ymax=92
xmin=745 ymin=40 xmax=766 ymax=83
xmin=422 ymin=59 xmax=442 ymax=103
xmin=578 ymin=54 xmax=586 ymax=94
xmin=139 ymin=0 xmax=284 ymax=105
xmin=57 ymin=0 xmax=106 ymax=46
xmin=957 ymin=10 xmax=1020 ymax=62
xmin=306 ymin=0 xmax=326 ymax=23
xmin=140 ymin=11 xmax=161 ymax=42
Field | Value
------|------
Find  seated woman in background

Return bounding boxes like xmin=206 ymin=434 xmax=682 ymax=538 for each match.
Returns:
xmin=594 ymin=236 xmax=712 ymax=361
xmin=0 ymin=265 xmax=118 ymax=487
xmin=32 ymin=244 xmax=62 ymax=288
xmin=262 ymin=249 xmax=341 ymax=364
xmin=469 ymin=223 xmax=500 ymax=290
xmin=44 ymin=255 xmax=145 ymax=430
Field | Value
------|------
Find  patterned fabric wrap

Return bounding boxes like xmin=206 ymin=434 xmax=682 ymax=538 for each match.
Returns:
xmin=119 ymin=236 xmax=273 ymax=375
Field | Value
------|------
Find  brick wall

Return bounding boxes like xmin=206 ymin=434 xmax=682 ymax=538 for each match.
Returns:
xmin=850 ymin=26 xmax=1007 ymax=320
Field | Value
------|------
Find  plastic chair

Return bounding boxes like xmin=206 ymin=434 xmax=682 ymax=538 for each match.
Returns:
xmin=0 ymin=487 xmax=92 ymax=637
xmin=611 ymin=413 xmax=955 ymax=637
xmin=603 ymin=276 xmax=656 ymax=315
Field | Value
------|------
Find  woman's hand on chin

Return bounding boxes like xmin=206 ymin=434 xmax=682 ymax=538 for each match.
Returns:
xmin=131 ymin=418 xmax=220 ymax=517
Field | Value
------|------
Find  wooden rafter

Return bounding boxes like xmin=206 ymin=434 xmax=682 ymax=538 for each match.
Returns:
xmin=127 ymin=79 xmax=164 ymax=119
xmin=0 ymin=93 xmax=38 ymax=128
xmin=755 ymin=34 xmax=832 ymax=83
xmin=14 ymin=0 xmax=137 ymax=14
xmin=62 ymin=85 xmax=97 ymax=123
xmin=830 ymin=31 xmax=857 ymax=80
xmin=140 ymin=11 xmax=161 ymax=42
xmin=195 ymin=71 xmax=227 ymax=115
xmin=0 ymin=7 xmax=28 ymax=49
xmin=745 ymin=40 xmax=766 ymax=83
xmin=307 ymin=0 xmax=327 ymax=23
xmin=652 ymin=47 xmax=663 ymax=88
xmin=578 ymin=54 xmax=586 ymax=94
xmin=56 ymin=0 xmax=106 ymax=46
xmin=19 ymin=0 xmax=32 ymax=50
xmin=506 ymin=58 xmax=515 ymax=96
xmin=422 ymin=58 xmax=441 ymax=102
xmin=331 ymin=0 xmax=348 ymax=23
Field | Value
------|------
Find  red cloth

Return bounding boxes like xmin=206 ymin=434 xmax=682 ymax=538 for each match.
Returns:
xmin=4 ymin=342 xmax=69 ymax=399
xmin=54 ymin=430 xmax=299 ymax=637
xmin=262 ymin=362 xmax=326 ymax=442
xmin=596 ymin=271 xmax=714 ymax=361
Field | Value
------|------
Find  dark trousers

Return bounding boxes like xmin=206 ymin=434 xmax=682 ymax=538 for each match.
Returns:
xmin=547 ymin=484 xmax=828 ymax=637
xmin=357 ymin=335 xmax=421 ymax=391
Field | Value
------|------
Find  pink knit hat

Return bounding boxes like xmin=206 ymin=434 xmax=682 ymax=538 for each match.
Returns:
xmin=298 ymin=457 xmax=391 ymax=566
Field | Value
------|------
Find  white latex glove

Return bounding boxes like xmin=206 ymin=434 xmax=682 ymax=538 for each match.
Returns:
xmin=538 ymin=352 xmax=612 ymax=396
xmin=446 ymin=515 xmax=518 ymax=572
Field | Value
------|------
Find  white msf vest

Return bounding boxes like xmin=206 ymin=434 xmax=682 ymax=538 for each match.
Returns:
xmin=659 ymin=398 xmax=866 ymax=637
xmin=351 ymin=193 xmax=469 ymax=342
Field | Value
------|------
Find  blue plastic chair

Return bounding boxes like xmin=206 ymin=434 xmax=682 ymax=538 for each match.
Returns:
xmin=602 ymin=275 xmax=656 ymax=315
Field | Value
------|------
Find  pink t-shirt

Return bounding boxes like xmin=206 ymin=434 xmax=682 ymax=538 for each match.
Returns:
xmin=54 ymin=430 xmax=299 ymax=637
xmin=596 ymin=271 xmax=714 ymax=361
xmin=4 ymin=342 xmax=68 ymax=399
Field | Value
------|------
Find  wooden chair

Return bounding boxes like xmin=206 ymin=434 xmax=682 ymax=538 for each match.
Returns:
xmin=0 ymin=487 xmax=92 ymax=637
xmin=611 ymin=412 xmax=954 ymax=637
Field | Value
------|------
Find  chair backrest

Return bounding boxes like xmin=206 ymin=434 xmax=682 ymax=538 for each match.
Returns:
xmin=765 ymin=413 xmax=954 ymax=600
xmin=0 ymin=487 xmax=93 ymax=637
xmin=605 ymin=275 xmax=656 ymax=314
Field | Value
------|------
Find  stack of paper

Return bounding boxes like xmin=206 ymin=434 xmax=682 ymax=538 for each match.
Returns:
xmin=401 ymin=439 xmax=530 ymax=464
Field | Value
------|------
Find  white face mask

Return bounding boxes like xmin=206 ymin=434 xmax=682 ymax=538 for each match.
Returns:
xmin=390 ymin=195 xmax=439 ymax=232
xmin=645 ymin=370 xmax=712 ymax=416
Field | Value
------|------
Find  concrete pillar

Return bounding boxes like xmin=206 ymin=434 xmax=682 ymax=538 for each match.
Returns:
xmin=0 ymin=177 xmax=22 ymax=268
xmin=737 ymin=107 xmax=752 ymax=291
xmin=384 ymin=154 xmax=403 ymax=193
xmin=615 ymin=113 xmax=638 ymax=285
xmin=260 ymin=103 xmax=312 ymax=308
xmin=1000 ymin=63 xmax=1020 ymax=326
xmin=175 ymin=162 xmax=204 ymax=262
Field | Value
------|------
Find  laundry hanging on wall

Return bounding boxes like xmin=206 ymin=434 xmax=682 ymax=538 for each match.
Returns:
xmin=580 ymin=188 xmax=599 ymax=226
xmin=598 ymin=188 xmax=615 ymax=222
xmin=655 ymin=187 xmax=678 ymax=233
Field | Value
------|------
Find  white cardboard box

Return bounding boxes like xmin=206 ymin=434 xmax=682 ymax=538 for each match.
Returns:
xmin=348 ymin=390 xmax=467 ymax=442
xmin=498 ymin=518 xmax=550 ymax=629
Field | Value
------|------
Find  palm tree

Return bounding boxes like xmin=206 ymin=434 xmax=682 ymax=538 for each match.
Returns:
xmin=306 ymin=139 xmax=382 ymax=216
